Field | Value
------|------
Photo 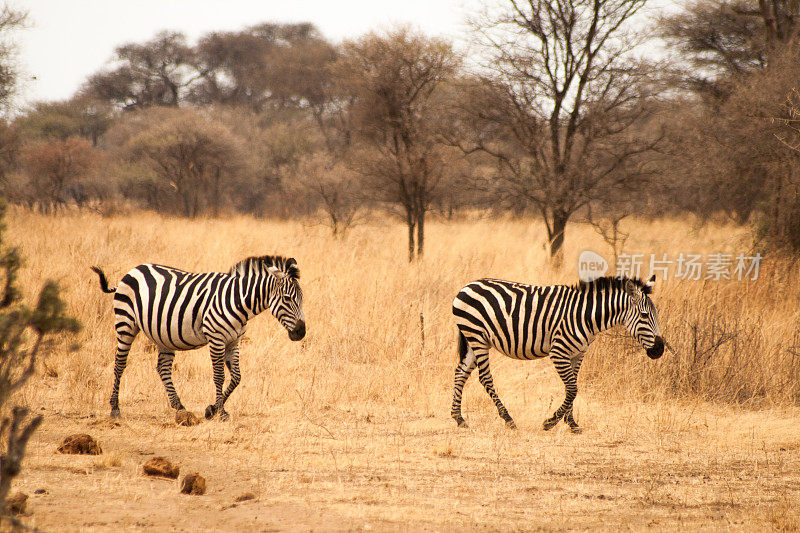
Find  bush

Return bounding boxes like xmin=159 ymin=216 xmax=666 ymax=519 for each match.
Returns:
xmin=123 ymin=108 xmax=246 ymax=218
xmin=19 ymin=137 xmax=100 ymax=213
xmin=0 ymin=199 xmax=79 ymax=525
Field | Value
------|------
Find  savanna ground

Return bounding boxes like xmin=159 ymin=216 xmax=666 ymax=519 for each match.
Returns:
xmin=5 ymin=209 xmax=800 ymax=531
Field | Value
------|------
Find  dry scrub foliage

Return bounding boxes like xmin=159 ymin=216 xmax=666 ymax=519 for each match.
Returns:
xmin=0 ymin=200 xmax=79 ymax=524
xmin=585 ymin=262 xmax=800 ymax=405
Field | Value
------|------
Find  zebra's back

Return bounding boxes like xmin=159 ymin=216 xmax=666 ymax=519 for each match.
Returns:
xmin=453 ymin=278 xmax=571 ymax=359
xmin=114 ymin=264 xmax=226 ymax=351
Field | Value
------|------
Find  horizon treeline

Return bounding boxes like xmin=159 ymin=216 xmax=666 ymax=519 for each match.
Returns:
xmin=1 ymin=0 xmax=800 ymax=260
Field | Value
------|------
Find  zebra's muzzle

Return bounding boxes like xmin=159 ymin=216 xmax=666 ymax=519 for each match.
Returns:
xmin=288 ymin=320 xmax=306 ymax=341
xmin=646 ymin=337 xmax=664 ymax=359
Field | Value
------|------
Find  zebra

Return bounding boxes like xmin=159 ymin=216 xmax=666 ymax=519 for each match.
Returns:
xmin=451 ymin=275 xmax=663 ymax=433
xmin=91 ymin=255 xmax=305 ymax=421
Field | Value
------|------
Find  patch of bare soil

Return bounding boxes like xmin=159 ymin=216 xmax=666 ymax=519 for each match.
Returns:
xmin=9 ymin=402 xmax=800 ymax=531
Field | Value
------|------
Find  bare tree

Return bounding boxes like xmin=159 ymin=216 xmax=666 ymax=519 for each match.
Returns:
xmin=730 ymin=49 xmax=800 ymax=250
xmin=651 ymin=39 xmax=800 ymax=250
xmin=659 ymin=0 xmax=768 ymax=100
xmin=191 ymin=27 xmax=275 ymax=111
xmin=586 ymin=202 xmax=631 ymax=264
xmin=190 ymin=23 xmax=335 ymax=114
xmin=659 ymin=0 xmax=800 ymax=102
xmin=16 ymin=98 xmax=113 ymax=146
xmin=0 ymin=5 xmax=26 ymax=204
xmin=20 ymin=137 xmax=100 ymax=213
xmin=123 ymin=108 xmax=246 ymax=217
xmin=84 ymin=31 xmax=198 ymax=110
xmin=336 ymin=27 xmax=460 ymax=261
xmin=455 ymin=0 xmax=661 ymax=262
xmin=0 ymin=122 xmax=19 ymax=188
xmin=0 ymin=5 xmax=26 ymax=115
xmin=296 ymin=152 xmax=363 ymax=235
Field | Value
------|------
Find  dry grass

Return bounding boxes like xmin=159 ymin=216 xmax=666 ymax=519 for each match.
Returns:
xmin=5 ymin=208 xmax=800 ymax=531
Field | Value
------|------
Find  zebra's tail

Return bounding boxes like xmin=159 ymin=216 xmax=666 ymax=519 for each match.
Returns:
xmin=90 ymin=266 xmax=116 ymax=294
xmin=457 ymin=329 xmax=469 ymax=362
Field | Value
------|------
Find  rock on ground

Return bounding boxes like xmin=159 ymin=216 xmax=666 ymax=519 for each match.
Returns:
xmin=56 ymin=434 xmax=102 ymax=455
xmin=6 ymin=492 xmax=28 ymax=515
xmin=142 ymin=457 xmax=180 ymax=479
xmin=235 ymin=491 xmax=256 ymax=502
xmin=180 ymin=473 xmax=206 ymax=495
xmin=175 ymin=410 xmax=200 ymax=427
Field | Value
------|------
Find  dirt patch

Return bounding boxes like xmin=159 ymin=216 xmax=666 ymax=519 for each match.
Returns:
xmin=9 ymin=403 xmax=800 ymax=531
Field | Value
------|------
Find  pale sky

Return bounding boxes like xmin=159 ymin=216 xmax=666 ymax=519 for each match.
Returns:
xmin=15 ymin=0 xmax=676 ymax=107
xmin=16 ymin=0 xmax=471 ymax=105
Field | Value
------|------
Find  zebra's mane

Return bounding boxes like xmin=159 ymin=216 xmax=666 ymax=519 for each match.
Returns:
xmin=228 ymin=255 xmax=300 ymax=279
xmin=572 ymin=276 xmax=652 ymax=296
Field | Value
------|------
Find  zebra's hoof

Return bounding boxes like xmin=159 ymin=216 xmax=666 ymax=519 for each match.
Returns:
xmin=110 ymin=408 xmax=121 ymax=419
xmin=218 ymin=410 xmax=230 ymax=422
xmin=505 ymin=420 xmax=517 ymax=430
xmin=204 ymin=405 xmax=216 ymax=420
xmin=542 ymin=418 xmax=559 ymax=431
xmin=569 ymin=426 xmax=583 ymax=434
xmin=454 ymin=417 xmax=469 ymax=428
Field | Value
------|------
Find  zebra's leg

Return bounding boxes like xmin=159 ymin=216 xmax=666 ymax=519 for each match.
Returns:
xmin=205 ymin=340 xmax=228 ymax=421
xmin=451 ymin=335 xmax=478 ymax=428
xmin=156 ymin=351 xmax=185 ymax=412
xmin=475 ymin=351 xmax=516 ymax=429
xmin=543 ymin=343 xmax=580 ymax=432
xmin=110 ymin=321 xmax=139 ymax=418
xmin=219 ymin=342 xmax=241 ymax=414
xmin=563 ymin=354 xmax=585 ymax=433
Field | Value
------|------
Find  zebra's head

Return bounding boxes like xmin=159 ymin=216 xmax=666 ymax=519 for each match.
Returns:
xmin=266 ymin=258 xmax=305 ymax=341
xmin=621 ymin=275 xmax=664 ymax=359
xmin=230 ymin=255 xmax=305 ymax=341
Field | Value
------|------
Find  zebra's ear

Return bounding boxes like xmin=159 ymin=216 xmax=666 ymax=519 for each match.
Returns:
xmin=645 ymin=275 xmax=656 ymax=289
xmin=285 ymin=258 xmax=300 ymax=279
xmin=267 ymin=266 xmax=286 ymax=279
xmin=624 ymin=279 xmax=641 ymax=300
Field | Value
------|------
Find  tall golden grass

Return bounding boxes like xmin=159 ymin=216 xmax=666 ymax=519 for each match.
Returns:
xmin=7 ymin=208 xmax=800 ymax=531
xmin=9 ymin=207 xmax=798 ymax=418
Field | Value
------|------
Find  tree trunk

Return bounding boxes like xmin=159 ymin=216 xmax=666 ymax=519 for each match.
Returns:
xmin=774 ymin=171 xmax=784 ymax=239
xmin=759 ymin=0 xmax=778 ymax=44
xmin=180 ymin=188 xmax=192 ymax=217
xmin=406 ymin=209 xmax=416 ymax=263
xmin=330 ymin=212 xmax=339 ymax=236
xmin=548 ymin=211 xmax=569 ymax=263
xmin=210 ymin=167 xmax=221 ymax=218
xmin=416 ymin=207 xmax=425 ymax=259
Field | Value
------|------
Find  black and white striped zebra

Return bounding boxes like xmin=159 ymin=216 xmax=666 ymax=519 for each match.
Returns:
xmin=91 ymin=255 xmax=305 ymax=421
xmin=451 ymin=275 xmax=663 ymax=433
